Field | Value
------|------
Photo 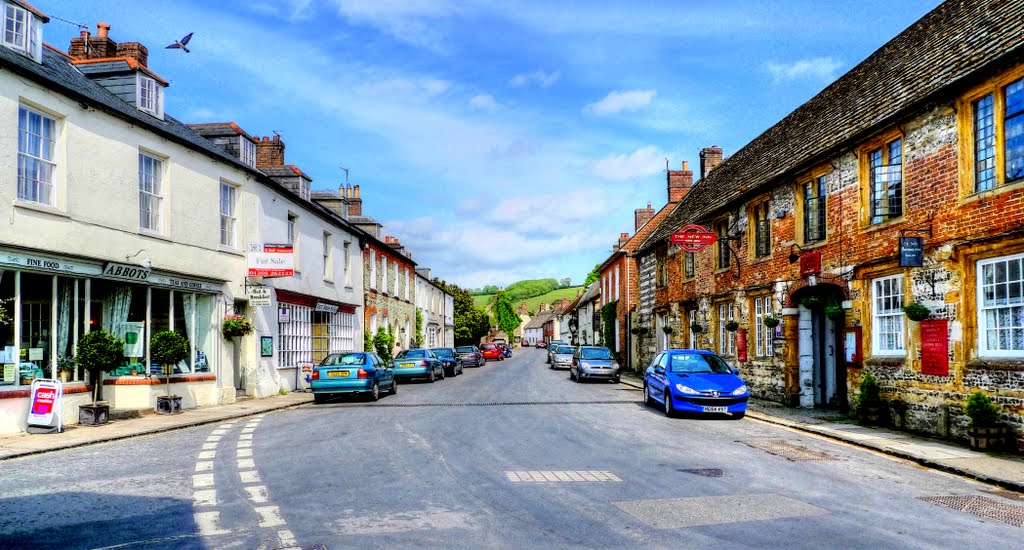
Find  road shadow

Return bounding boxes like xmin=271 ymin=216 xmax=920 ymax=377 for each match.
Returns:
xmin=0 ymin=491 xmax=199 ymax=549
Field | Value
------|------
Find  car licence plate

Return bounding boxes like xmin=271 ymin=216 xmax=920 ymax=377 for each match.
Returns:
xmin=400 ymin=362 xmax=415 ymax=368
xmin=702 ymin=406 xmax=727 ymax=413
xmin=327 ymin=371 xmax=349 ymax=377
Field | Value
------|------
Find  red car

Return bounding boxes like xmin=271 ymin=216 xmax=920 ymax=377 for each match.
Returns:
xmin=535 ymin=340 xmax=548 ymax=349
xmin=480 ymin=342 xmax=504 ymax=361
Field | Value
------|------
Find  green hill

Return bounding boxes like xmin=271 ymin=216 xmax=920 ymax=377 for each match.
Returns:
xmin=473 ymin=286 xmax=583 ymax=313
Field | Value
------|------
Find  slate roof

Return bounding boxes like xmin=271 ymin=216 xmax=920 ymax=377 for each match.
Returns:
xmin=262 ymin=165 xmax=311 ymax=180
xmin=642 ymin=0 xmax=1024 ymax=252
xmin=187 ymin=122 xmax=256 ymax=141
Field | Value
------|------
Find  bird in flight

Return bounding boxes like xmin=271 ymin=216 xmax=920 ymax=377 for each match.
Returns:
xmin=166 ymin=32 xmax=193 ymax=53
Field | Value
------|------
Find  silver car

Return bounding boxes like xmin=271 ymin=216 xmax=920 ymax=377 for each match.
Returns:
xmin=546 ymin=340 xmax=568 ymax=363
xmin=549 ymin=344 xmax=575 ymax=370
xmin=570 ymin=346 xmax=620 ymax=383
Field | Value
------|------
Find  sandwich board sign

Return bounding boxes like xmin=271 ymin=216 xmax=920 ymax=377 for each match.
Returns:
xmin=27 ymin=379 xmax=63 ymax=434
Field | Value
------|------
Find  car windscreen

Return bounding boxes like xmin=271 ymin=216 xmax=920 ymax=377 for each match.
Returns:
xmin=481 ymin=344 xmax=496 ymax=349
xmin=555 ymin=346 xmax=574 ymax=354
xmin=320 ymin=353 xmax=365 ymax=366
xmin=581 ymin=348 xmax=612 ymax=360
xmin=456 ymin=346 xmax=475 ymax=353
xmin=669 ymin=353 xmax=733 ymax=374
xmin=432 ymin=349 xmax=454 ymax=357
xmin=398 ymin=350 xmax=428 ymax=359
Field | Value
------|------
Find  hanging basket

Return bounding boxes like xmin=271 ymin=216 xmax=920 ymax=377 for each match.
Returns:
xmin=662 ymin=326 xmax=674 ymax=334
xmin=222 ymin=314 xmax=254 ymax=339
xmin=800 ymin=296 xmax=822 ymax=310
xmin=725 ymin=320 xmax=740 ymax=332
xmin=690 ymin=323 xmax=704 ymax=334
xmin=824 ymin=304 xmax=845 ymax=322
xmin=902 ymin=302 xmax=931 ymax=322
xmin=763 ymin=316 xmax=780 ymax=329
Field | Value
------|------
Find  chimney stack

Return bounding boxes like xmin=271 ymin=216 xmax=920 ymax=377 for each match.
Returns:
xmin=347 ymin=184 xmax=363 ymax=217
xmin=667 ymin=160 xmax=693 ymax=203
xmin=69 ymin=23 xmax=119 ymax=60
xmin=256 ymin=135 xmax=286 ymax=168
xmin=618 ymin=232 xmax=630 ymax=250
xmin=634 ymin=202 xmax=655 ymax=231
xmin=700 ymin=146 xmax=723 ymax=179
xmin=518 ymin=303 xmax=528 ymax=315
xmin=116 ymin=41 xmax=149 ymax=67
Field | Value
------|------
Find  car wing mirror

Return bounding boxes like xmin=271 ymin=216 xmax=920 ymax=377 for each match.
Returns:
xmin=732 ymin=368 xmax=740 ymax=375
xmin=654 ymin=366 xmax=665 ymax=375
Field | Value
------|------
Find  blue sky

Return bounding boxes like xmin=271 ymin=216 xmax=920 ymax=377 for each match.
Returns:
xmin=40 ymin=0 xmax=941 ymax=290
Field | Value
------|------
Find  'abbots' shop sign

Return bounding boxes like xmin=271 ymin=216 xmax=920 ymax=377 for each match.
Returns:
xmin=248 ymin=243 xmax=294 ymax=277
xmin=103 ymin=262 xmax=151 ymax=282
xmin=669 ymin=225 xmax=717 ymax=252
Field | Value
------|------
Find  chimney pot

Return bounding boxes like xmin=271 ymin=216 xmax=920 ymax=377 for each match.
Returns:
xmin=97 ymin=23 xmax=110 ymax=39
xmin=80 ymin=29 xmax=89 ymax=39
xmin=354 ymin=185 xmax=360 ymax=198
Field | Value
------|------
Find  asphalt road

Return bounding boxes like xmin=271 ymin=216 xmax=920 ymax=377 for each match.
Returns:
xmin=2 ymin=347 xmax=1022 ymax=549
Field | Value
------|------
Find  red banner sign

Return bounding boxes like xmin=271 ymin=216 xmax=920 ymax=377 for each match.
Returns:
xmin=669 ymin=225 xmax=717 ymax=252
xmin=736 ymin=328 xmax=748 ymax=363
xmin=920 ymin=319 xmax=949 ymax=375
xmin=799 ymin=252 xmax=821 ymax=276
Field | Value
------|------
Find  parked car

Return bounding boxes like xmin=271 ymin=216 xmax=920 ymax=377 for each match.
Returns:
xmin=431 ymin=347 xmax=464 ymax=377
xmin=545 ymin=340 xmax=567 ymax=363
xmin=643 ymin=349 xmax=748 ymax=419
xmin=570 ymin=346 xmax=620 ymax=383
xmin=549 ymin=344 xmax=575 ymax=370
xmin=480 ymin=342 xmax=504 ymax=361
xmin=520 ymin=340 xmax=530 ymax=347
xmin=498 ymin=343 xmax=512 ymax=358
xmin=391 ymin=348 xmax=445 ymax=382
xmin=456 ymin=345 xmax=484 ymax=367
xmin=311 ymin=352 xmax=395 ymax=403
xmin=534 ymin=340 xmax=548 ymax=349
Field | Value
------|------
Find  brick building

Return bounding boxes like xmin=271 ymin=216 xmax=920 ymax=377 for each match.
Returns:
xmin=633 ymin=0 xmax=1024 ymax=446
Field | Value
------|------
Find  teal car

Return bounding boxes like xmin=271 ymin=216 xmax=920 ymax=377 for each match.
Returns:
xmin=391 ymin=349 xmax=445 ymax=382
xmin=311 ymin=352 xmax=396 ymax=403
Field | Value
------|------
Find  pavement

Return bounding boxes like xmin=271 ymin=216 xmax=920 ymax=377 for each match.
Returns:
xmin=616 ymin=373 xmax=1024 ymax=493
xmin=3 ymin=376 xmax=1023 ymax=495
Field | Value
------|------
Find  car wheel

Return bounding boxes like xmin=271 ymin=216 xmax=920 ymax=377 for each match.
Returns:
xmin=439 ymin=367 xmax=446 ymax=380
xmin=549 ymin=363 xmax=554 ymax=370
xmin=314 ymin=393 xmax=326 ymax=404
xmin=390 ymin=378 xmax=398 ymax=395
xmin=369 ymin=382 xmax=380 ymax=402
xmin=643 ymin=385 xmax=653 ymax=407
xmin=664 ymin=391 xmax=675 ymax=418
xmin=613 ymin=375 xmax=621 ymax=384
xmin=428 ymin=369 xmax=436 ymax=383
xmin=731 ymin=411 xmax=745 ymax=420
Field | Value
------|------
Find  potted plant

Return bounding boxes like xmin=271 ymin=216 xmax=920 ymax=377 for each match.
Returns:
xmin=902 ymin=302 xmax=931 ymax=322
xmin=57 ymin=355 xmax=75 ymax=383
xmin=763 ymin=315 xmax=780 ymax=329
xmin=151 ymin=330 xmax=189 ymax=414
xmin=965 ymin=390 xmax=1006 ymax=451
xmin=800 ymin=296 xmax=822 ymax=310
xmin=824 ymin=303 xmax=845 ymax=322
xmin=75 ymin=329 xmax=125 ymax=426
xmin=857 ymin=371 xmax=884 ymax=426
xmin=690 ymin=322 xmax=704 ymax=334
xmin=662 ymin=325 xmax=674 ymax=334
xmin=221 ymin=314 xmax=254 ymax=339
xmin=725 ymin=320 xmax=740 ymax=332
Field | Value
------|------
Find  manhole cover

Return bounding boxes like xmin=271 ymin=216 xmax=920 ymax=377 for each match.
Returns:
xmin=741 ymin=439 xmax=837 ymax=461
xmin=678 ymin=468 xmax=724 ymax=478
xmin=920 ymin=495 xmax=1024 ymax=528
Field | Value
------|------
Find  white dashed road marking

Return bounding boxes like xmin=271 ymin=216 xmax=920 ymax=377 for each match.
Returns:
xmin=192 ymin=474 xmax=215 ymax=488
xmin=193 ymin=489 xmax=218 ymax=507
xmin=193 ymin=511 xmax=230 ymax=536
xmin=505 ymin=470 xmax=623 ymax=483
xmin=254 ymin=506 xmax=286 ymax=527
xmin=245 ymin=485 xmax=269 ymax=503
xmin=239 ymin=470 xmax=262 ymax=484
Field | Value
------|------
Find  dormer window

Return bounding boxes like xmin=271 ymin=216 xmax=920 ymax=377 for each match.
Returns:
xmin=240 ymin=138 xmax=256 ymax=167
xmin=136 ymin=74 xmax=163 ymax=118
xmin=4 ymin=2 xmax=40 ymax=61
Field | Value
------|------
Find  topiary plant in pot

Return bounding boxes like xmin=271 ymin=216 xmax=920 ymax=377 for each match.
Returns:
xmin=151 ymin=330 xmax=189 ymax=414
xmin=76 ymin=329 xmax=125 ymax=426
xmin=857 ymin=371 xmax=885 ymax=426
xmin=965 ymin=390 xmax=1006 ymax=451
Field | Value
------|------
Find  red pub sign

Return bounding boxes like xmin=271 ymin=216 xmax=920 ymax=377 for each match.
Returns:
xmin=919 ymin=319 xmax=949 ymax=376
xmin=669 ymin=225 xmax=717 ymax=252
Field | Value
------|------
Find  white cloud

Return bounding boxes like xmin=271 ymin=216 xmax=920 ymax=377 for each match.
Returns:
xmin=469 ymin=94 xmax=499 ymax=112
xmin=583 ymin=89 xmax=656 ymax=116
xmin=325 ymin=0 xmax=462 ymax=51
xmin=509 ymin=70 xmax=561 ymax=88
xmin=763 ymin=57 xmax=843 ymax=83
xmin=592 ymin=146 xmax=666 ymax=181
xmin=353 ymin=77 xmax=451 ymax=101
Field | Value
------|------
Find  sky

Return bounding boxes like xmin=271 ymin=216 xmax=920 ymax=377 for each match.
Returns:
xmin=39 ymin=0 xmax=943 ymax=291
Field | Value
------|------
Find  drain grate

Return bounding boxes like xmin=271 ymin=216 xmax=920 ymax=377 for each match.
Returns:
xmin=678 ymin=468 xmax=724 ymax=478
xmin=920 ymin=495 xmax=1024 ymax=528
xmin=740 ymin=439 xmax=838 ymax=461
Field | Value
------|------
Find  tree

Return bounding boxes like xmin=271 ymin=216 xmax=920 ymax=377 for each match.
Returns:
xmin=415 ymin=309 xmax=425 ymax=347
xmin=493 ymin=291 xmax=521 ymax=339
xmin=434 ymin=278 xmax=492 ymax=345
xmin=374 ymin=326 xmax=395 ymax=362
xmin=584 ymin=264 xmax=601 ymax=286
xmin=559 ymin=277 xmax=572 ymax=288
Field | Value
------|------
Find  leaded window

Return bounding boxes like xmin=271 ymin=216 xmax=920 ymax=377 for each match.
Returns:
xmin=716 ymin=222 xmax=730 ymax=269
xmin=868 ymin=139 xmax=903 ymax=224
xmin=804 ymin=175 xmax=826 ymax=242
xmin=974 ymin=94 xmax=997 ymax=192
xmin=753 ymin=202 xmax=771 ymax=257
xmin=1006 ymin=78 xmax=1024 ymax=183
xmin=684 ymin=252 xmax=694 ymax=278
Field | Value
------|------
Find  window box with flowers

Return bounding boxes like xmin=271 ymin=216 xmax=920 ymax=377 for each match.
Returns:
xmin=221 ymin=314 xmax=254 ymax=339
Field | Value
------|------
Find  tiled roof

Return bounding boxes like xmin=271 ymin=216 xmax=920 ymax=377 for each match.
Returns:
xmin=261 ymin=165 xmax=311 ymax=180
xmin=310 ymin=190 xmax=339 ymax=199
xmin=186 ymin=122 xmax=255 ymax=141
xmin=643 ymin=0 xmax=1024 ymax=251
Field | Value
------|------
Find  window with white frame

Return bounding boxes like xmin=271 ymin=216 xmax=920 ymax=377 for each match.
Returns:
xmin=393 ymin=263 xmax=399 ymax=297
xmin=240 ymin=138 xmax=256 ymax=168
xmin=219 ymin=182 xmax=236 ymax=247
xmin=382 ymin=256 xmax=388 ymax=294
xmin=17 ymin=105 xmax=56 ymax=206
xmin=369 ymin=250 xmax=376 ymax=290
xmin=872 ymin=275 xmax=905 ymax=355
xmin=136 ymin=74 xmax=162 ymax=118
xmin=754 ymin=296 xmax=773 ymax=357
xmin=278 ymin=303 xmax=312 ymax=368
xmin=322 ymin=232 xmax=332 ymax=280
xmin=338 ymin=312 xmax=355 ymax=351
xmin=3 ymin=4 xmax=27 ymax=50
xmin=343 ymin=241 xmax=352 ymax=286
xmin=405 ymin=270 xmax=411 ymax=300
xmin=977 ymin=254 xmax=1024 ymax=356
xmin=138 ymin=152 xmax=163 ymax=232
xmin=615 ymin=265 xmax=620 ymax=301
xmin=287 ymin=213 xmax=297 ymax=246
xmin=718 ymin=303 xmax=735 ymax=355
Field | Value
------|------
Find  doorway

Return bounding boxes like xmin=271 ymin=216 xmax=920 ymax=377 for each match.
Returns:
xmin=793 ymin=286 xmax=847 ymax=409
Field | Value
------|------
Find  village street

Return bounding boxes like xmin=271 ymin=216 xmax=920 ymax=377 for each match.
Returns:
xmin=1 ymin=347 xmax=1019 ymax=549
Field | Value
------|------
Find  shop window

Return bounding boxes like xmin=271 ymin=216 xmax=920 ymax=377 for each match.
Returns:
xmin=871 ymin=274 xmax=905 ymax=356
xmin=0 ymin=271 xmax=17 ymax=385
xmin=278 ymin=303 xmax=312 ymax=368
xmin=977 ymin=253 xmax=1024 ymax=357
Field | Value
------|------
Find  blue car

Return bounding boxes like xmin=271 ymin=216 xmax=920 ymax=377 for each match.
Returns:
xmin=311 ymin=352 xmax=396 ymax=403
xmin=391 ymin=349 xmax=445 ymax=382
xmin=430 ymin=347 xmax=464 ymax=377
xmin=643 ymin=349 xmax=748 ymax=419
